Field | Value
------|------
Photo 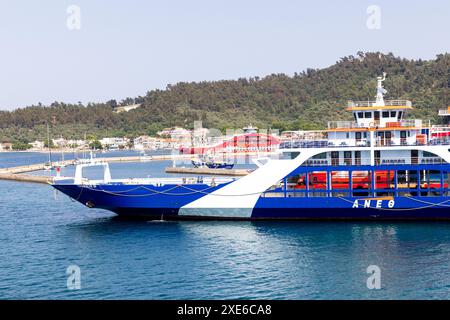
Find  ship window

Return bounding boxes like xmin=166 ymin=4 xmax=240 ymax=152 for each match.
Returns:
xmin=312 ymin=153 xmax=327 ymax=159
xmin=355 ymin=151 xmax=361 ymax=165
xmin=344 ymin=151 xmax=352 ymax=165
xmin=391 ymin=111 xmax=396 ymax=117
xmin=364 ymin=112 xmax=372 ymax=118
xmin=358 ymin=112 xmax=364 ymax=118
xmin=382 ymin=111 xmax=390 ymax=118
xmin=398 ymin=111 xmax=403 ymax=120
xmin=423 ymin=151 xmax=435 ymax=158
xmin=354 ymin=113 xmax=357 ymax=121
xmin=400 ymin=131 xmax=407 ymax=139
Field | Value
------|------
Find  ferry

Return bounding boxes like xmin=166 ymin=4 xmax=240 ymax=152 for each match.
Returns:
xmin=52 ymin=74 xmax=450 ymax=220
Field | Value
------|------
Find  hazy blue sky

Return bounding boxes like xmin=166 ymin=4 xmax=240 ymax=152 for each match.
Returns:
xmin=0 ymin=0 xmax=449 ymax=110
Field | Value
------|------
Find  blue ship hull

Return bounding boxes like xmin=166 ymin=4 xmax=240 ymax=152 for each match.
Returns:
xmin=53 ymin=183 xmax=450 ymax=220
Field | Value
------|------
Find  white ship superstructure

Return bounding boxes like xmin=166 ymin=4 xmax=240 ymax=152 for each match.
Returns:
xmin=280 ymin=73 xmax=449 ymax=167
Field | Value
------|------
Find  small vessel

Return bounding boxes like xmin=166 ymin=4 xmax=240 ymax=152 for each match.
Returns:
xmin=52 ymin=74 xmax=450 ymax=220
xmin=43 ymin=162 xmax=53 ymax=171
xmin=191 ymin=155 xmax=234 ymax=169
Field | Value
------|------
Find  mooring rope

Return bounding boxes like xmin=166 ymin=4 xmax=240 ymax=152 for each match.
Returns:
xmin=80 ymin=183 xmax=266 ymax=197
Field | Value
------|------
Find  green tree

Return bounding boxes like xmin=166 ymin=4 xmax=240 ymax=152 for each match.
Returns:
xmin=44 ymin=140 xmax=54 ymax=148
xmin=12 ymin=141 xmax=32 ymax=150
xmin=89 ymin=140 xmax=103 ymax=150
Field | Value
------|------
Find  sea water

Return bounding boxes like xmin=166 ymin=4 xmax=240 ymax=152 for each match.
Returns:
xmin=1 ymin=152 xmax=450 ymax=299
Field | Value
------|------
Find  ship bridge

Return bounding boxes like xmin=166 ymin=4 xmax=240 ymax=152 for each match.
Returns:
xmin=347 ymin=99 xmax=413 ymax=128
xmin=279 ymin=73 xmax=450 ymax=168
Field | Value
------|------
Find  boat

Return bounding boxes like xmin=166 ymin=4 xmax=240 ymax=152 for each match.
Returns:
xmin=205 ymin=162 xmax=234 ymax=169
xmin=191 ymin=155 xmax=235 ymax=169
xmin=43 ymin=162 xmax=53 ymax=171
xmin=52 ymin=74 xmax=450 ymax=220
xmin=140 ymin=151 xmax=153 ymax=162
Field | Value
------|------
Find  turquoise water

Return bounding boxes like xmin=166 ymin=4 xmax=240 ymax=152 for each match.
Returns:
xmin=1 ymin=152 xmax=450 ymax=299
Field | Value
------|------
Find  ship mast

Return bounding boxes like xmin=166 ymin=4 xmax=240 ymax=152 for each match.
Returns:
xmin=374 ymin=72 xmax=387 ymax=107
xmin=370 ymin=73 xmax=387 ymax=166
xmin=47 ymin=123 xmax=53 ymax=166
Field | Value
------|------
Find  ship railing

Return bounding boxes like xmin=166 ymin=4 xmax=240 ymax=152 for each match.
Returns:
xmin=439 ymin=109 xmax=450 ymax=116
xmin=327 ymin=119 xmax=422 ymax=130
xmin=327 ymin=121 xmax=364 ymax=129
xmin=263 ymin=188 xmax=450 ymax=198
xmin=347 ymin=100 xmax=412 ymax=108
xmin=91 ymin=176 xmax=236 ymax=186
xmin=431 ymin=126 xmax=450 ymax=132
xmin=298 ymin=156 xmax=448 ymax=167
xmin=279 ymin=137 xmax=450 ymax=149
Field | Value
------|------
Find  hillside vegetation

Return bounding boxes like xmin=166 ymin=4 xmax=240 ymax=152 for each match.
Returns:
xmin=0 ymin=52 xmax=448 ymax=143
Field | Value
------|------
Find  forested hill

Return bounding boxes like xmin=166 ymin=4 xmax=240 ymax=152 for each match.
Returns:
xmin=0 ymin=52 xmax=448 ymax=143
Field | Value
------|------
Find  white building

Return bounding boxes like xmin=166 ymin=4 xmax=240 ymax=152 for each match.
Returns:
xmin=0 ymin=142 xmax=12 ymax=151
xmin=100 ymin=137 xmax=130 ymax=150
xmin=134 ymin=136 xmax=158 ymax=150
xmin=30 ymin=140 xmax=45 ymax=149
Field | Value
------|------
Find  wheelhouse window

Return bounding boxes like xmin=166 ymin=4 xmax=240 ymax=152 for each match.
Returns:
xmin=364 ymin=112 xmax=372 ymax=118
xmin=398 ymin=111 xmax=403 ymax=120
xmin=358 ymin=112 xmax=364 ymax=118
xmin=382 ymin=111 xmax=390 ymax=118
xmin=390 ymin=111 xmax=396 ymax=118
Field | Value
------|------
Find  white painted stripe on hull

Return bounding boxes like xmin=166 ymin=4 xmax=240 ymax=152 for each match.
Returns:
xmin=177 ymin=208 xmax=253 ymax=218
xmin=179 ymin=152 xmax=316 ymax=218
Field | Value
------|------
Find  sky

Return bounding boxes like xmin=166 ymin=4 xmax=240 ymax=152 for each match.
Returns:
xmin=0 ymin=0 xmax=449 ymax=110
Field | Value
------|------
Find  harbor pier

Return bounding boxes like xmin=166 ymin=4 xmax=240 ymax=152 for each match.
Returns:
xmin=0 ymin=153 xmax=254 ymax=184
